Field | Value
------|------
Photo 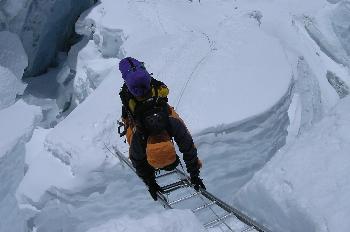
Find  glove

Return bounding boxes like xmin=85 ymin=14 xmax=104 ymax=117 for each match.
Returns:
xmin=186 ymin=157 xmax=203 ymax=178
xmin=190 ymin=175 xmax=206 ymax=191
xmin=147 ymin=179 xmax=163 ymax=201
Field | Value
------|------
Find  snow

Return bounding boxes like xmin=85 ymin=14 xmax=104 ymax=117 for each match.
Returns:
xmin=37 ymin=0 xmax=296 ymax=199
xmin=44 ymin=70 xmax=122 ymax=176
xmin=0 ymin=101 xmax=41 ymax=157
xmin=86 ymin=209 xmax=205 ymax=232
xmin=234 ymin=96 xmax=350 ymax=232
xmin=65 ymin=37 xmax=119 ymax=110
xmin=17 ymin=128 xmax=74 ymax=202
xmin=39 ymin=0 xmax=295 ymax=182
xmin=2 ymin=0 xmax=350 ymax=231
xmin=78 ymin=0 xmax=293 ymax=133
xmin=0 ymin=100 xmax=41 ymax=232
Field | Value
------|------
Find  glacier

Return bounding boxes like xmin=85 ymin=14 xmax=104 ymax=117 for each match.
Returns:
xmin=1 ymin=0 xmax=350 ymax=231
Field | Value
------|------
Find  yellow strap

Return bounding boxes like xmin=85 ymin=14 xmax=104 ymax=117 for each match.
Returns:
xmin=158 ymin=86 xmax=169 ymax=97
xmin=128 ymin=99 xmax=136 ymax=112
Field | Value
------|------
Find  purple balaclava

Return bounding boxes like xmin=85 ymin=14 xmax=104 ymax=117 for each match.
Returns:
xmin=119 ymin=57 xmax=151 ymax=97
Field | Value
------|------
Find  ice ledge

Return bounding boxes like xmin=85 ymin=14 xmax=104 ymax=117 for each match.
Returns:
xmin=233 ymin=96 xmax=350 ymax=232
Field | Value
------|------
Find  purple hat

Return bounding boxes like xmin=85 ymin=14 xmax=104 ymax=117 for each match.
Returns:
xmin=119 ymin=57 xmax=151 ymax=97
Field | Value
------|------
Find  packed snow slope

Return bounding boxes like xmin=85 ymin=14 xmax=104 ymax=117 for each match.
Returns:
xmin=8 ymin=0 xmax=350 ymax=231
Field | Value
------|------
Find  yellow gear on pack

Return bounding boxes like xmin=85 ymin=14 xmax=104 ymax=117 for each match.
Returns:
xmin=156 ymin=85 xmax=169 ymax=97
xmin=125 ymin=85 xmax=170 ymax=146
xmin=128 ymin=86 xmax=169 ymax=113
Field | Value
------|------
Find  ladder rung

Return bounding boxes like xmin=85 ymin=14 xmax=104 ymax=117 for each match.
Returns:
xmin=169 ymin=192 xmax=200 ymax=205
xmin=192 ymin=200 xmax=217 ymax=213
xmin=156 ymin=170 xmax=177 ymax=179
xmin=241 ymin=226 xmax=255 ymax=232
xmin=204 ymin=213 xmax=233 ymax=228
xmin=161 ymin=179 xmax=189 ymax=193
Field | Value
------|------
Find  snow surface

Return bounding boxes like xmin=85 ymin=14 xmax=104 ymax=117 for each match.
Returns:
xmin=65 ymin=36 xmax=119 ymax=111
xmin=86 ymin=209 xmax=205 ymax=232
xmin=3 ymin=0 xmax=350 ymax=231
xmin=17 ymin=128 xmax=74 ymax=202
xmin=45 ymin=70 xmax=121 ymax=176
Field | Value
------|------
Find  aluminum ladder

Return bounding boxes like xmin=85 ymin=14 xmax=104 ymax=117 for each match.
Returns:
xmin=109 ymin=146 xmax=272 ymax=232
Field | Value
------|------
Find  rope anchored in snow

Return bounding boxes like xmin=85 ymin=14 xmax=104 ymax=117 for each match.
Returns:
xmin=105 ymin=144 xmax=272 ymax=232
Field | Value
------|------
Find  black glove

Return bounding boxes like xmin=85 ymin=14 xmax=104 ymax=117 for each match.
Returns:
xmin=190 ymin=176 xmax=206 ymax=191
xmin=186 ymin=157 xmax=201 ymax=178
xmin=147 ymin=179 xmax=163 ymax=201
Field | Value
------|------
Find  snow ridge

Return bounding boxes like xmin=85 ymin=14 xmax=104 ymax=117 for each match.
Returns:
xmin=195 ymin=81 xmax=294 ymax=200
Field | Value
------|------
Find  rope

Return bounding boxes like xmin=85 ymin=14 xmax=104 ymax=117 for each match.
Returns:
xmin=175 ymin=30 xmax=215 ymax=110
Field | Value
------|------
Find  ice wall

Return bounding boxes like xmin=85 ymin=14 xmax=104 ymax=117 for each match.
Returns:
xmin=0 ymin=0 xmax=96 ymax=77
xmin=0 ymin=101 xmax=41 ymax=232
xmin=331 ymin=1 xmax=350 ymax=59
xmin=0 ymin=31 xmax=27 ymax=109
xmin=234 ymin=96 xmax=350 ymax=232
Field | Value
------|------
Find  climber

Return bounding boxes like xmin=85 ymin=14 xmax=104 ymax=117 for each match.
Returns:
xmin=118 ymin=57 xmax=206 ymax=201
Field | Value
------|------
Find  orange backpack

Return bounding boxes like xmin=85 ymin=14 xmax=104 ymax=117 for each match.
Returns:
xmin=146 ymin=131 xmax=177 ymax=169
xmin=125 ymin=126 xmax=177 ymax=169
